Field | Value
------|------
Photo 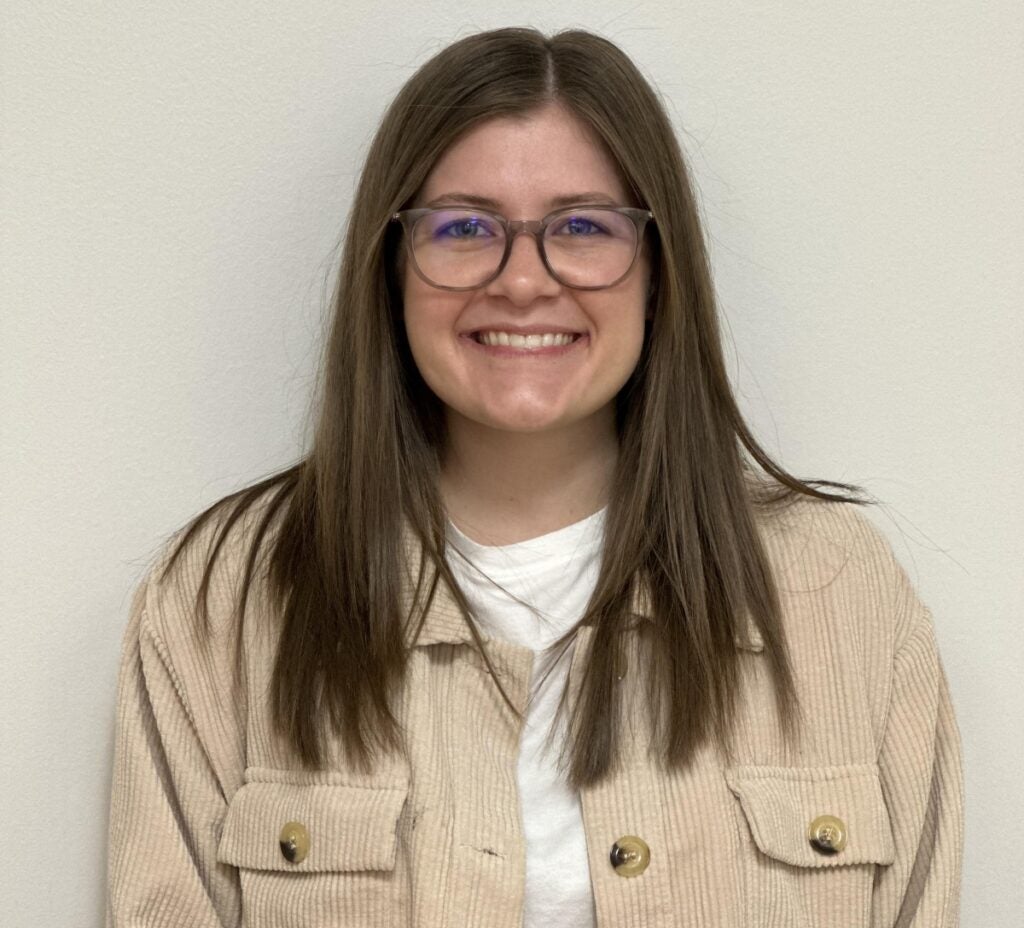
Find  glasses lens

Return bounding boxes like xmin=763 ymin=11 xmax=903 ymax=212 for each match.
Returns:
xmin=410 ymin=209 xmax=505 ymax=288
xmin=543 ymin=209 xmax=639 ymax=288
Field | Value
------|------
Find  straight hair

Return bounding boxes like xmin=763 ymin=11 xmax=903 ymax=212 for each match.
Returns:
xmin=160 ymin=27 xmax=869 ymax=790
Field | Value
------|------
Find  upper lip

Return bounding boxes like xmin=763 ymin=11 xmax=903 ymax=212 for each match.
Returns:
xmin=465 ymin=324 xmax=585 ymax=336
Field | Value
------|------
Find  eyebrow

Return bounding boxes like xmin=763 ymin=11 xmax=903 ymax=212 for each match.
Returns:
xmin=423 ymin=191 xmax=622 ymax=210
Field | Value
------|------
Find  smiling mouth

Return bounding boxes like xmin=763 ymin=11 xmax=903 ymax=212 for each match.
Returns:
xmin=471 ymin=331 xmax=583 ymax=348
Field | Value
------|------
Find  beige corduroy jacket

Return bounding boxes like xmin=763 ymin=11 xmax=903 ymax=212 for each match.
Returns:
xmin=106 ymin=497 xmax=963 ymax=927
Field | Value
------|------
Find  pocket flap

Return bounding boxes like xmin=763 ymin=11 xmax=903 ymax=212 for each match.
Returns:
xmin=724 ymin=763 xmax=895 ymax=868
xmin=217 ymin=781 xmax=408 ymax=873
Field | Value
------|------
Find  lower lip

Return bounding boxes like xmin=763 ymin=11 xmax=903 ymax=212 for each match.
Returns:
xmin=461 ymin=334 xmax=588 ymax=357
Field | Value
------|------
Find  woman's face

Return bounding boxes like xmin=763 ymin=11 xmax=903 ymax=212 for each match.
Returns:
xmin=400 ymin=101 xmax=650 ymax=440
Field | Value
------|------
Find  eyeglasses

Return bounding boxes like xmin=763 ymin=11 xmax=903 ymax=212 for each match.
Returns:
xmin=390 ymin=205 xmax=655 ymax=291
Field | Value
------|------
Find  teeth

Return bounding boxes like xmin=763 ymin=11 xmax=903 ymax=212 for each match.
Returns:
xmin=477 ymin=331 xmax=578 ymax=348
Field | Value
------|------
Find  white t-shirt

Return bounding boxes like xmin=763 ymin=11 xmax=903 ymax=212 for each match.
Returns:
xmin=445 ymin=507 xmax=606 ymax=928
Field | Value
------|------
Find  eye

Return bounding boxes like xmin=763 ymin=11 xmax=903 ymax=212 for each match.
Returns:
xmin=552 ymin=214 xmax=608 ymax=236
xmin=433 ymin=216 xmax=497 ymax=239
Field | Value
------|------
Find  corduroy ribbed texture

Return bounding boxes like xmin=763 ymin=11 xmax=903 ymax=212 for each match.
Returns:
xmin=105 ymin=497 xmax=963 ymax=927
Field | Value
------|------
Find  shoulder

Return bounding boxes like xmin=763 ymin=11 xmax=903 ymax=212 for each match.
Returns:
xmin=134 ymin=482 xmax=291 ymax=662
xmin=114 ymin=486 xmax=291 ymax=799
xmin=754 ymin=495 xmax=909 ymax=596
xmin=753 ymin=495 xmax=924 ymax=651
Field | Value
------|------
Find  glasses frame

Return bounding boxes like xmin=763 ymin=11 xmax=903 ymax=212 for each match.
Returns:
xmin=390 ymin=204 xmax=655 ymax=292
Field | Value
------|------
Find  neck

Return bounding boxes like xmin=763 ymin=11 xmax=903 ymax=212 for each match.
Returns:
xmin=440 ymin=406 xmax=618 ymax=546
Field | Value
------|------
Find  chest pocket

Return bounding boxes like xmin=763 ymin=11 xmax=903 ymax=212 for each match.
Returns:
xmin=725 ymin=763 xmax=895 ymax=928
xmin=217 ymin=778 xmax=409 ymax=927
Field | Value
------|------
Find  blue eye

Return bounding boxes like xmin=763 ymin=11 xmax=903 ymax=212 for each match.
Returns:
xmin=434 ymin=217 xmax=496 ymax=239
xmin=554 ymin=215 xmax=607 ymax=236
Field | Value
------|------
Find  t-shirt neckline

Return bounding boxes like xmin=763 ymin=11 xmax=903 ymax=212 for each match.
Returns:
xmin=445 ymin=505 xmax=607 ymax=573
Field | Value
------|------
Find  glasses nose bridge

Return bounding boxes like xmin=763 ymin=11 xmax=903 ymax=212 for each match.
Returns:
xmin=504 ymin=217 xmax=546 ymax=257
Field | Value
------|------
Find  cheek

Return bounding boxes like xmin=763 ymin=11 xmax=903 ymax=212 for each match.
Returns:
xmin=620 ymin=319 xmax=647 ymax=383
xmin=401 ymin=285 xmax=467 ymax=381
xmin=402 ymin=297 xmax=434 ymax=368
xmin=400 ymin=266 xmax=434 ymax=341
xmin=619 ymin=276 xmax=651 ymax=344
xmin=614 ymin=290 xmax=651 ymax=383
xmin=398 ymin=258 xmax=413 ymax=323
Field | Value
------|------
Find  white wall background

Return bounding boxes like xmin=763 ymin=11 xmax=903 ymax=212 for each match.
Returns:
xmin=2 ymin=1 xmax=1020 ymax=924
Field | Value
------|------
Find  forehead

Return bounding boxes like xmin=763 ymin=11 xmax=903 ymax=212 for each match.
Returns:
xmin=417 ymin=103 xmax=631 ymax=209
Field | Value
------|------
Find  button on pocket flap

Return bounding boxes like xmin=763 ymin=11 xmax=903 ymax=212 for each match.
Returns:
xmin=218 ymin=781 xmax=408 ymax=873
xmin=724 ymin=763 xmax=895 ymax=868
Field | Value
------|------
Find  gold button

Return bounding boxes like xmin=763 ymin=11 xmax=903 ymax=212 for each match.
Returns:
xmin=279 ymin=821 xmax=310 ymax=864
xmin=808 ymin=815 xmax=847 ymax=854
xmin=610 ymin=835 xmax=650 ymax=877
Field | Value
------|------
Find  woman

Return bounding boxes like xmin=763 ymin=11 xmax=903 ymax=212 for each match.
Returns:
xmin=106 ymin=26 xmax=963 ymax=928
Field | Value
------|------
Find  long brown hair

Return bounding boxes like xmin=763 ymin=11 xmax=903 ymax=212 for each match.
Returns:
xmin=160 ymin=27 xmax=869 ymax=789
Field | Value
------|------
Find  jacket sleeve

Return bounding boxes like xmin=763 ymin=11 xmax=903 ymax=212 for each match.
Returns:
xmin=871 ymin=589 xmax=964 ymax=927
xmin=105 ymin=570 xmax=243 ymax=928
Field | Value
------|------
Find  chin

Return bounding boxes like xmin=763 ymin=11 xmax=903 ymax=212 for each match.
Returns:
xmin=476 ymin=409 xmax=570 ymax=434
xmin=486 ymin=419 xmax=563 ymax=435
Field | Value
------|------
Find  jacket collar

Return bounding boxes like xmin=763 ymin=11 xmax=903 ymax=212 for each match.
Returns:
xmin=400 ymin=523 xmax=764 ymax=653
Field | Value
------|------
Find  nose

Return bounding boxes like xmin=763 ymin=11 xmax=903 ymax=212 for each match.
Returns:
xmin=482 ymin=228 xmax=562 ymax=305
